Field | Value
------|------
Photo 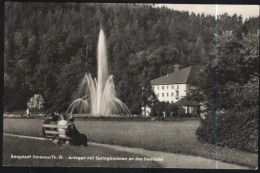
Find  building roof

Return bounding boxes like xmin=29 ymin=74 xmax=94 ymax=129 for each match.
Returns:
xmin=151 ymin=66 xmax=203 ymax=85
xmin=174 ymin=97 xmax=201 ymax=106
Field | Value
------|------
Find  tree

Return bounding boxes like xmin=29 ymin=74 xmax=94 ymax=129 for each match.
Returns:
xmin=141 ymin=79 xmax=157 ymax=116
xmin=194 ymin=30 xmax=259 ymax=112
xmin=5 ymin=2 xmax=256 ymax=114
xmin=196 ymin=29 xmax=259 ymax=153
xmin=55 ymin=50 xmax=87 ymax=111
xmin=165 ymin=103 xmax=178 ymax=116
xmin=27 ymin=94 xmax=45 ymax=111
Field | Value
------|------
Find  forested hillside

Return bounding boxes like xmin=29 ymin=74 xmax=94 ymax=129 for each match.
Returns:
xmin=4 ymin=2 xmax=259 ymax=113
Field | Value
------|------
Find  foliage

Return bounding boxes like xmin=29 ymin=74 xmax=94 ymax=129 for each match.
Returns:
xmin=27 ymin=94 xmax=45 ymax=110
xmin=197 ymin=107 xmax=258 ymax=153
xmin=150 ymin=101 xmax=180 ymax=117
xmin=4 ymin=2 xmax=259 ymax=115
xmin=141 ymin=78 xmax=158 ymax=116
xmin=164 ymin=104 xmax=178 ymax=116
xmin=150 ymin=101 xmax=165 ymax=117
xmin=193 ymin=31 xmax=259 ymax=112
xmin=194 ymin=22 xmax=259 ymax=152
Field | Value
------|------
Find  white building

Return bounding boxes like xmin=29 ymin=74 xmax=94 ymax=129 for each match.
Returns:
xmin=142 ymin=65 xmax=202 ymax=116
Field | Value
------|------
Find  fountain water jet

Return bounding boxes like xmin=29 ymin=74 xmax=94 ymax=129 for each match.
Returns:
xmin=66 ymin=29 xmax=131 ymax=116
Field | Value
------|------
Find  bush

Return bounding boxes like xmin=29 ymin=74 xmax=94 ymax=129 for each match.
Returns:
xmin=165 ymin=104 xmax=178 ymax=116
xmin=27 ymin=94 xmax=45 ymax=116
xmin=176 ymin=107 xmax=185 ymax=117
xmin=130 ymin=101 xmax=142 ymax=115
xmin=196 ymin=108 xmax=258 ymax=153
xmin=27 ymin=94 xmax=45 ymax=110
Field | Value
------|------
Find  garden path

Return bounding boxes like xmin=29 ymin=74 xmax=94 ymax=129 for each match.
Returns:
xmin=3 ymin=133 xmax=251 ymax=169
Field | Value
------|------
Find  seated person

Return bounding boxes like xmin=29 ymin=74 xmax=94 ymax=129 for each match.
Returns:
xmin=57 ymin=114 xmax=68 ymax=138
xmin=42 ymin=113 xmax=59 ymax=136
xmin=67 ymin=117 xmax=88 ymax=146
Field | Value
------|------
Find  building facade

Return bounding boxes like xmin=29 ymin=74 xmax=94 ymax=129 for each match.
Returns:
xmin=142 ymin=65 xmax=202 ymax=116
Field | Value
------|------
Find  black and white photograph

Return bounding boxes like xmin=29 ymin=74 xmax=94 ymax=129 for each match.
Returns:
xmin=2 ymin=2 xmax=259 ymax=169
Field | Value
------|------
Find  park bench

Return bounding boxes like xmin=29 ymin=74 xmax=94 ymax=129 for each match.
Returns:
xmin=42 ymin=124 xmax=72 ymax=144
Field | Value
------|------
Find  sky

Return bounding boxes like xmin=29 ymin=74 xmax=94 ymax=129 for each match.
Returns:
xmin=154 ymin=4 xmax=259 ymax=21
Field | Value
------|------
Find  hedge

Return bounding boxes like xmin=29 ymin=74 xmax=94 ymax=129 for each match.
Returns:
xmin=196 ymin=108 xmax=258 ymax=153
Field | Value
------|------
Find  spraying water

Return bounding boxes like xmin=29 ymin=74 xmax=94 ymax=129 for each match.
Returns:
xmin=66 ymin=29 xmax=131 ymax=116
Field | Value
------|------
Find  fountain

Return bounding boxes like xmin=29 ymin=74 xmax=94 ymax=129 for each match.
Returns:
xmin=66 ymin=29 xmax=131 ymax=116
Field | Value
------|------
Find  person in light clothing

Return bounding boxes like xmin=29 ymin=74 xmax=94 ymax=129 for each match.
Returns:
xmin=57 ymin=114 xmax=68 ymax=138
xmin=26 ymin=108 xmax=30 ymax=118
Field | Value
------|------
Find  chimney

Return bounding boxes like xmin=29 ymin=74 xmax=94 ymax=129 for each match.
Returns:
xmin=174 ymin=65 xmax=181 ymax=72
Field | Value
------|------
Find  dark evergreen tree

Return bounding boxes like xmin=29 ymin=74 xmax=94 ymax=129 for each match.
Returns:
xmin=4 ymin=2 xmax=258 ymax=115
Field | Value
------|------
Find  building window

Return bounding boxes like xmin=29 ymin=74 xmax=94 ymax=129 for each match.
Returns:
xmin=177 ymin=85 xmax=179 ymax=89
xmin=176 ymin=91 xmax=179 ymax=99
xmin=162 ymin=86 xmax=164 ymax=90
xmin=171 ymin=93 xmax=173 ymax=96
xmin=167 ymin=93 xmax=169 ymax=97
xmin=167 ymin=86 xmax=169 ymax=89
xmin=172 ymin=85 xmax=174 ymax=89
xmin=157 ymin=93 xmax=159 ymax=97
xmin=162 ymin=93 xmax=164 ymax=97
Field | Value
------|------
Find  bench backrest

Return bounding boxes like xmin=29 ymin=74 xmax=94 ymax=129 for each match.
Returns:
xmin=42 ymin=124 xmax=69 ymax=138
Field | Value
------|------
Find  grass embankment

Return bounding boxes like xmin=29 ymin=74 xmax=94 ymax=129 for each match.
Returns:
xmin=3 ymin=118 xmax=258 ymax=168
xmin=3 ymin=136 xmax=161 ymax=168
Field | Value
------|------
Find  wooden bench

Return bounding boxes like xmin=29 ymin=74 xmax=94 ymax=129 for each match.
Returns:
xmin=42 ymin=124 xmax=72 ymax=143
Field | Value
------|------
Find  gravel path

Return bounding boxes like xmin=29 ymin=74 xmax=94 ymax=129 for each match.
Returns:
xmin=3 ymin=133 xmax=250 ymax=169
xmin=89 ymin=142 xmax=249 ymax=169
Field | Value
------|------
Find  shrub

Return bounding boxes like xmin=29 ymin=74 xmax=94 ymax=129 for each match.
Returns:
xmin=27 ymin=94 xmax=45 ymax=110
xmin=27 ymin=94 xmax=45 ymax=115
xmin=130 ymin=101 xmax=142 ymax=115
xmin=196 ymin=108 xmax=258 ymax=153
xmin=176 ymin=107 xmax=185 ymax=117
xmin=165 ymin=104 xmax=178 ymax=116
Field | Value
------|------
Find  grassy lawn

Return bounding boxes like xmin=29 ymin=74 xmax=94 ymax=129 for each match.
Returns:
xmin=3 ymin=118 xmax=258 ymax=168
xmin=3 ymin=136 xmax=161 ymax=168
